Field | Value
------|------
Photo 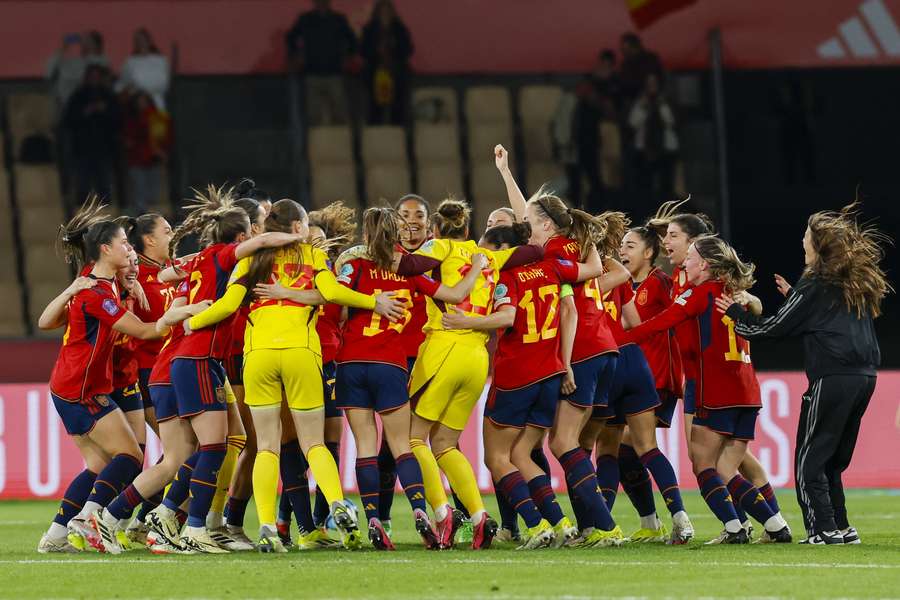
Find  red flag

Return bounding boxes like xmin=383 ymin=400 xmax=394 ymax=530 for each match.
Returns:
xmin=627 ymin=0 xmax=697 ymax=29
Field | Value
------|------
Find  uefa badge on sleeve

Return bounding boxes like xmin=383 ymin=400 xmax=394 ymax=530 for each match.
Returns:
xmin=102 ymin=298 xmax=121 ymax=316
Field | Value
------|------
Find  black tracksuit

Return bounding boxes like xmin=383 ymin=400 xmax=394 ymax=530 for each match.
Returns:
xmin=725 ymin=276 xmax=880 ymax=537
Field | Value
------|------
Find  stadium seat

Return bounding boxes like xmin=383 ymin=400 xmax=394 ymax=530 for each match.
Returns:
xmin=12 ymin=164 xmax=63 ymax=207
xmin=416 ymin=163 xmax=464 ymax=204
xmin=309 ymin=163 xmax=358 ymax=210
xmin=24 ymin=244 xmax=72 ymax=285
xmin=413 ymin=123 xmax=461 ymax=163
xmin=307 ymin=126 xmax=353 ymax=164
xmin=0 ymin=283 xmax=26 ymax=337
xmin=412 ymin=87 xmax=458 ymax=123
xmin=469 ymin=163 xmax=509 ymax=230
xmin=467 ymin=121 xmax=513 ymax=165
xmin=17 ymin=202 xmax=64 ymax=245
xmin=28 ymin=282 xmax=67 ymax=338
xmin=361 ymin=126 xmax=407 ymax=165
xmin=6 ymin=93 xmax=54 ymax=160
xmin=465 ymin=86 xmax=512 ymax=124
xmin=526 ymin=162 xmax=567 ymax=197
xmin=365 ymin=163 xmax=412 ymax=205
xmin=519 ymin=85 xmax=563 ymax=123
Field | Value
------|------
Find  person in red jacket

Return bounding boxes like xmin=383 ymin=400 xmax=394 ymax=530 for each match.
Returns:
xmin=620 ymin=236 xmax=792 ymax=545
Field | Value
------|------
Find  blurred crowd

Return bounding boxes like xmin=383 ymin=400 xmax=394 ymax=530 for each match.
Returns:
xmin=45 ymin=28 xmax=171 ymax=214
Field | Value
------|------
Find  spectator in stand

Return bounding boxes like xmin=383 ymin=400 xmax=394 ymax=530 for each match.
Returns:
xmin=286 ymin=0 xmax=359 ymax=125
xmin=124 ymin=91 xmax=172 ymax=215
xmin=117 ymin=28 xmax=170 ymax=109
xmin=629 ymin=73 xmax=678 ymax=219
xmin=567 ymin=49 xmax=621 ymax=212
xmin=63 ymin=64 xmax=122 ymax=203
xmin=361 ymin=0 xmax=414 ymax=125
xmin=619 ymin=33 xmax=664 ymax=109
xmin=46 ymin=32 xmax=110 ymax=117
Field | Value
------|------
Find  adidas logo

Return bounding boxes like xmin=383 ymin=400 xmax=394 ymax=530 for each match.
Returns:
xmin=411 ymin=492 xmax=424 ymax=500
xmin=818 ymin=0 xmax=900 ymax=58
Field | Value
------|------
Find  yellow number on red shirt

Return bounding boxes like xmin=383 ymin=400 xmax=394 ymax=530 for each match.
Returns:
xmin=583 ymin=277 xmax=604 ymax=310
xmin=188 ymin=271 xmax=202 ymax=304
xmin=363 ymin=288 xmax=413 ymax=337
xmin=518 ymin=284 xmax=560 ymax=344
xmin=721 ymin=315 xmax=750 ymax=363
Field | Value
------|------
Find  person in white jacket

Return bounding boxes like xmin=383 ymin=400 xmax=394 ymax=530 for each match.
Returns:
xmin=117 ymin=28 xmax=170 ymax=110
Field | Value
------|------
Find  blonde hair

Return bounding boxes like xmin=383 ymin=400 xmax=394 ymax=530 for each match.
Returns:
xmin=169 ymin=184 xmax=249 ymax=256
xmin=526 ymin=185 xmax=604 ymax=261
xmin=692 ymin=235 xmax=756 ymax=293
xmin=56 ymin=194 xmax=115 ymax=266
xmin=805 ymin=202 xmax=892 ymax=318
xmin=309 ymin=200 xmax=357 ymax=259
xmin=432 ymin=196 xmax=470 ymax=239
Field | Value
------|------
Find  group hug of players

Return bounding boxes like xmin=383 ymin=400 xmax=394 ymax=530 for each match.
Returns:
xmin=37 ymin=143 xmax=856 ymax=555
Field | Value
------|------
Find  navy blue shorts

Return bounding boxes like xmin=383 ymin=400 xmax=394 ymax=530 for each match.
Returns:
xmin=171 ymin=358 xmax=227 ymax=418
xmin=683 ymin=379 xmax=697 ymax=415
xmin=564 ymin=353 xmax=618 ymax=409
xmin=485 ymin=375 xmax=562 ymax=429
xmin=223 ymin=354 xmax=244 ymax=386
xmin=693 ymin=406 xmax=759 ymax=441
xmin=322 ymin=361 xmax=342 ymax=418
xmin=655 ymin=390 xmax=678 ymax=428
xmin=149 ymin=384 xmax=179 ymax=423
xmin=138 ymin=367 xmax=153 ymax=409
xmin=52 ymin=392 xmax=118 ymax=436
xmin=110 ymin=382 xmax=144 ymax=413
xmin=592 ymin=344 xmax=660 ymax=424
xmin=335 ymin=362 xmax=409 ymax=413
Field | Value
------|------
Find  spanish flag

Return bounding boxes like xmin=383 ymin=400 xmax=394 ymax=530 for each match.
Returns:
xmin=626 ymin=0 xmax=697 ymax=29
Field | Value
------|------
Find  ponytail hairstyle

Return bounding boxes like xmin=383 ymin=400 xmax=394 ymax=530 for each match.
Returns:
xmin=362 ymin=207 xmax=400 ymax=270
xmin=432 ymin=196 xmax=470 ymax=239
xmin=692 ymin=235 xmax=756 ymax=293
xmin=56 ymin=194 xmax=119 ymax=266
xmin=119 ymin=213 xmax=162 ymax=255
xmin=481 ymin=222 xmax=531 ymax=249
xmin=169 ymin=184 xmax=249 ymax=256
xmin=309 ymin=200 xmax=357 ymax=259
xmin=644 ymin=197 xmax=690 ymax=238
xmin=628 ymin=225 xmax=663 ymax=264
xmin=235 ymin=177 xmax=271 ymax=204
xmin=594 ymin=211 xmax=631 ymax=259
xmin=243 ymin=199 xmax=306 ymax=302
xmin=805 ymin=202 xmax=893 ymax=318
xmin=527 ymin=185 xmax=604 ymax=261
xmin=234 ymin=197 xmax=262 ymax=228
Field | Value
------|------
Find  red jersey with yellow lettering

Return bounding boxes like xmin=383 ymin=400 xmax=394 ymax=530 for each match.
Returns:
xmin=112 ymin=295 xmax=139 ymax=388
xmin=132 ymin=255 xmax=175 ymax=369
xmin=633 ymin=268 xmax=683 ymax=395
xmin=50 ymin=277 xmax=125 ymax=402
xmin=395 ymin=245 xmax=428 ymax=360
xmin=172 ymin=242 xmax=239 ymax=360
xmin=601 ymin=281 xmax=635 ymax=345
xmin=317 ymin=302 xmax=343 ymax=364
xmin=149 ymin=283 xmax=189 ymax=386
xmin=543 ymin=236 xmax=618 ymax=362
xmin=492 ymin=258 xmax=581 ymax=390
xmin=670 ymin=264 xmax=697 ymax=384
xmin=336 ymin=257 xmax=440 ymax=369
xmin=620 ymin=279 xmax=760 ymax=411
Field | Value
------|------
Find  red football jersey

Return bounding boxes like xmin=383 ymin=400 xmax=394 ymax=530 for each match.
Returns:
xmin=112 ymin=295 xmax=139 ymax=388
xmin=670 ymin=264 xmax=697 ymax=384
xmin=620 ymin=279 xmax=760 ymax=411
xmin=601 ymin=281 xmax=635 ymax=345
xmin=50 ymin=277 xmax=126 ymax=402
xmin=132 ymin=255 xmax=175 ymax=370
xmin=229 ymin=306 xmax=250 ymax=356
xmin=396 ymin=245 xmax=427 ymax=360
xmin=336 ymin=257 xmax=440 ymax=369
xmin=633 ymin=268 xmax=683 ymax=395
xmin=544 ymin=236 xmax=618 ymax=362
xmin=149 ymin=284 xmax=189 ymax=386
xmin=316 ymin=302 xmax=343 ymax=364
xmin=172 ymin=242 xmax=239 ymax=360
xmin=492 ymin=258 xmax=581 ymax=390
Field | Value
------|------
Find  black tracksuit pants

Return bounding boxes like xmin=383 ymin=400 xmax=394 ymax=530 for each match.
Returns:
xmin=795 ymin=374 xmax=876 ymax=536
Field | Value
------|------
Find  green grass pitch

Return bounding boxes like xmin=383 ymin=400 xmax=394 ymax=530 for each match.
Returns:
xmin=1 ymin=490 xmax=898 ymax=599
